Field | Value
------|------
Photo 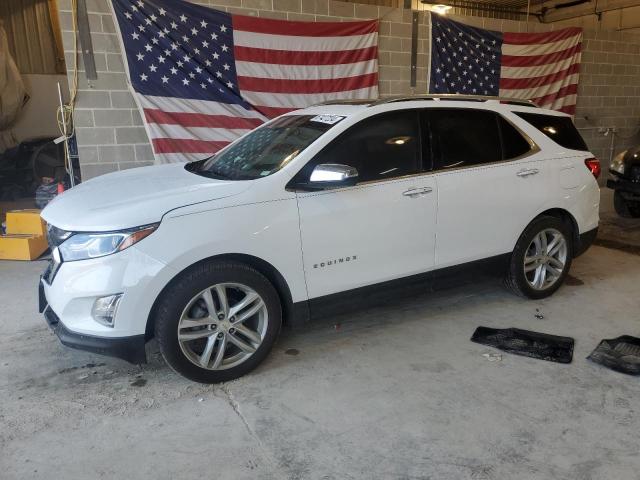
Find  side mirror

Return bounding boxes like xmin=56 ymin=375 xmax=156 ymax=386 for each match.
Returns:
xmin=307 ymin=163 xmax=358 ymax=189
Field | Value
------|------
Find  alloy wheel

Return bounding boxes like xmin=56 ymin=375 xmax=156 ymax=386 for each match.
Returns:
xmin=177 ymin=283 xmax=268 ymax=370
xmin=523 ymin=228 xmax=568 ymax=291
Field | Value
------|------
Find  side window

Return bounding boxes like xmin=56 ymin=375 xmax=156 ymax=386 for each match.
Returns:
xmin=310 ymin=110 xmax=421 ymax=183
xmin=429 ymin=109 xmax=501 ymax=169
xmin=514 ymin=112 xmax=588 ymax=151
xmin=498 ymin=115 xmax=532 ymax=160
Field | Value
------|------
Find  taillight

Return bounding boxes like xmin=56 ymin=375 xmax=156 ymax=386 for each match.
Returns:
xmin=585 ymin=158 xmax=601 ymax=179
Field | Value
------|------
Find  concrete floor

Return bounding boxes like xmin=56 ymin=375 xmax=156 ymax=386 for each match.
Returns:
xmin=2 ymin=190 xmax=640 ymax=479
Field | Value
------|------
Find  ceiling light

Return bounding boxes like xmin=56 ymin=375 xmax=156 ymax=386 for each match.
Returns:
xmin=431 ymin=4 xmax=453 ymax=14
xmin=385 ymin=136 xmax=411 ymax=145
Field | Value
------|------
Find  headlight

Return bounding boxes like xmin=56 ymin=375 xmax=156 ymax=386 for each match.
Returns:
xmin=610 ymin=150 xmax=627 ymax=175
xmin=59 ymin=224 xmax=158 ymax=262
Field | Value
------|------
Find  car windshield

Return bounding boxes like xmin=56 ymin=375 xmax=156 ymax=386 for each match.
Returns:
xmin=192 ymin=114 xmax=345 ymax=181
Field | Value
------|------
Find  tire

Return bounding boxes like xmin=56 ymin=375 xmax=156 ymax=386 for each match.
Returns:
xmin=154 ymin=260 xmax=282 ymax=383
xmin=505 ymin=216 xmax=573 ymax=299
xmin=614 ymin=191 xmax=635 ymax=218
xmin=628 ymin=203 xmax=640 ymax=218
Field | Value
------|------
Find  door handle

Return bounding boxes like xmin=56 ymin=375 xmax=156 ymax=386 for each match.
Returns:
xmin=516 ymin=168 xmax=539 ymax=177
xmin=402 ymin=187 xmax=433 ymax=197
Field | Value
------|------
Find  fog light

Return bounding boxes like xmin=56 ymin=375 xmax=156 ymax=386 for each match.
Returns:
xmin=92 ymin=294 xmax=123 ymax=327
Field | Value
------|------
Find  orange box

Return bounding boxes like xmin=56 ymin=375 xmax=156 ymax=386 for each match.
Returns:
xmin=5 ymin=209 xmax=46 ymax=236
xmin=0 ymin=233 xmax=48 ymax=261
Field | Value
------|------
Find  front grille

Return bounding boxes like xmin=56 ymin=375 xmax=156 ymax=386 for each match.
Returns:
xmin=630 ymin=165 xmax=640 ymax=183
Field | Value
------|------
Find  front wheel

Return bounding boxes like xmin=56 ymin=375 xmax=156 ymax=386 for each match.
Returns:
xmin=505 ymin=216 xmax=573 ymax=299
xmin=154 ymin=261 xmax=281 ymax=383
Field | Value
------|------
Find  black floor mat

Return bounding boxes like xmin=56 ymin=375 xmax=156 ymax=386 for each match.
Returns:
xmin=587 ymin=336 xmax=640 ymax=376
xmin=471 ymin=327 xmax=574 ymax=363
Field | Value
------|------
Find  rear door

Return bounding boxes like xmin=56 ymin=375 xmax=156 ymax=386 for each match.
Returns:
xmin=294 ymin=109 xmax=438 ymax=299
xmin=426 ymin=107 xmax=550 ymax=268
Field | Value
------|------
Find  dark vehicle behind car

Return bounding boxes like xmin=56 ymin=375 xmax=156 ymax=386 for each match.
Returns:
xmin=607 ymin=145 xmax=640 ymax=218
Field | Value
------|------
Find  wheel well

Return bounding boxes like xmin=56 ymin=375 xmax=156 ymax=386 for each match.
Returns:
xmin=535 ymin=208 xmax=580 ymax=250
xmin=145 ymin=254 xmax=295 ymax=340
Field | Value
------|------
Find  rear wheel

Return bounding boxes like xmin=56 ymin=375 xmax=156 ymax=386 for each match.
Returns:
xmin=506 ymin=216 xmax=573 ymax=299
xmin=154 ymin=261 xmax=281 ymax=383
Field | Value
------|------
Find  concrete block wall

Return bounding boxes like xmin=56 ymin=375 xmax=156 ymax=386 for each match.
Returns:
xmin=573 ymin=29 xmax=640 ymax=166
xmin=56 ymin=0 xmax=640 ymax=179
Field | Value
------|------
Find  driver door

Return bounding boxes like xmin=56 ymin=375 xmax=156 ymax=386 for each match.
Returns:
xmin=293 ymin=109 xmax=438 ymax=300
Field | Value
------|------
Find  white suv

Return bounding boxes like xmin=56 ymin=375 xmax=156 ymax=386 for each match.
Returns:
xmin=40 ymin=95 xmax=600 ymax=383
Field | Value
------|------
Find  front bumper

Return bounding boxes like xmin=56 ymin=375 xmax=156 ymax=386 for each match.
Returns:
xmin=38 ymin=244 xmax=176 ymax=363
xmin=42 ymin=302 xmax=147 ymax=364
xmin=574 ymin=227 xmax=598 ymax=257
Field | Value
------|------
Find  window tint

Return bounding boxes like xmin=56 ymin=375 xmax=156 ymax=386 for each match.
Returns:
xmin=429 ymin=109 xmax=501 ymax=169
xmin=498 ymin=115 xmax=532 ymax=160
xmin=515 ymin=112 xmax=588 ymax=151
xmin=310 ymin=110 xmax=421 ymax=182
xmin=196 ymin=115 xmax=339 ymax=180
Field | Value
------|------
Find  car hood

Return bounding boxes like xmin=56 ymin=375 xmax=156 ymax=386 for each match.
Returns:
xmin=41 ymin=163 xmax=251 ymax=231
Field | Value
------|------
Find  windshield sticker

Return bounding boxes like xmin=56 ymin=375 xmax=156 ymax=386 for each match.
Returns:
xmin=310 ymin=115 xmax=345 ymax=125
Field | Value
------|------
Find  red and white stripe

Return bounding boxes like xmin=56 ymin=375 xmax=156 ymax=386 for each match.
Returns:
xmin=232 ymin=16 xmax=378 ymax=118
xmin=142 ymin=15 xmax=378 ymax=163
xmin=139 ymin=94 xmax=267 ymax=163
xmin=499 ymin=27 xmax=582 ymax=115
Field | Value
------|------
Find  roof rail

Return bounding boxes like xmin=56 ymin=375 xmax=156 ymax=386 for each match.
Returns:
xmin=372 ymin=94 xmax=539 ymax=108
xmin=313 ymin=99 xmax=376 ymax=106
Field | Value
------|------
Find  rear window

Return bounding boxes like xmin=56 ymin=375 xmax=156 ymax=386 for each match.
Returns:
xmin=515 ymin=112 xmax=588 ymax=151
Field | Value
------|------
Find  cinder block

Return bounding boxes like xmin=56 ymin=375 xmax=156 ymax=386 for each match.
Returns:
xmin=135 ymin=144 xmax=155 ymax=162
xmin=91 ymin=33 xmax=121 ymax=54
xmin=81 ymin=163 xmax=119 ymax=180
xmin=76 ymin=90 xmax=111 ymax=108
xmin=273 ymin=0 xmax=301 ymax=13
xmin=328 ymin=0 xmax=354 ymax=18
xmin=301 ymin=0 xmax=328 ymax=16
xmin=76 ymin=127 xmax=116 ymax=145
xmin=111 ymin=91 xmax=137 ymax=108
xmin=226 ymin=7 xmax=259 ymax=17
xmin=241 ymin=0 xmax=272 ymax=9
xmin=85 ymin=0 xmax=110 ymax=14
xmin=378 ymin=36 xmax=402 ymax=52
xmin=354 ymin=4 xmax=378 ymax=19
xmin=379 ymin=8 xmax=402 ymax=23
xmin=131 ymin=109 xmax=144 ymax=125
xmin=102 ymin=14 xmax=116 ymax=33
xmin=98 ymin=144 xmax=136 ymax=163
xmin=94 ymin=109 xmax=133 ymax=127
xmin=258 ymin=10 xmax=288 ymax=19
xmin=88 ymin=12 xmax=103 ymax=32
xmin=77 ymin=72 xmax=129 ymax=90
xmin=78 ymin=146 xmax=99 ymax=163
xmin=287 ymin=13 xmax=316 ymax=21
xmin=73 ymin=109 xmax=95 ymax=128
xmin=389 ymin=22 xmax=412 ymax=38
xmin=115 ymin=126 xmax=150 ymax=144
xmin=106 ymin=53 xmax=125 ymax=72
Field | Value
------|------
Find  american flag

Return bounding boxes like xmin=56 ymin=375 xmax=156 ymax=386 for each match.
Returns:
xmin=429 ymin=15 xmax=581 ymax=115
xmin=111 ymin=0 xmax=379 ymax=163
